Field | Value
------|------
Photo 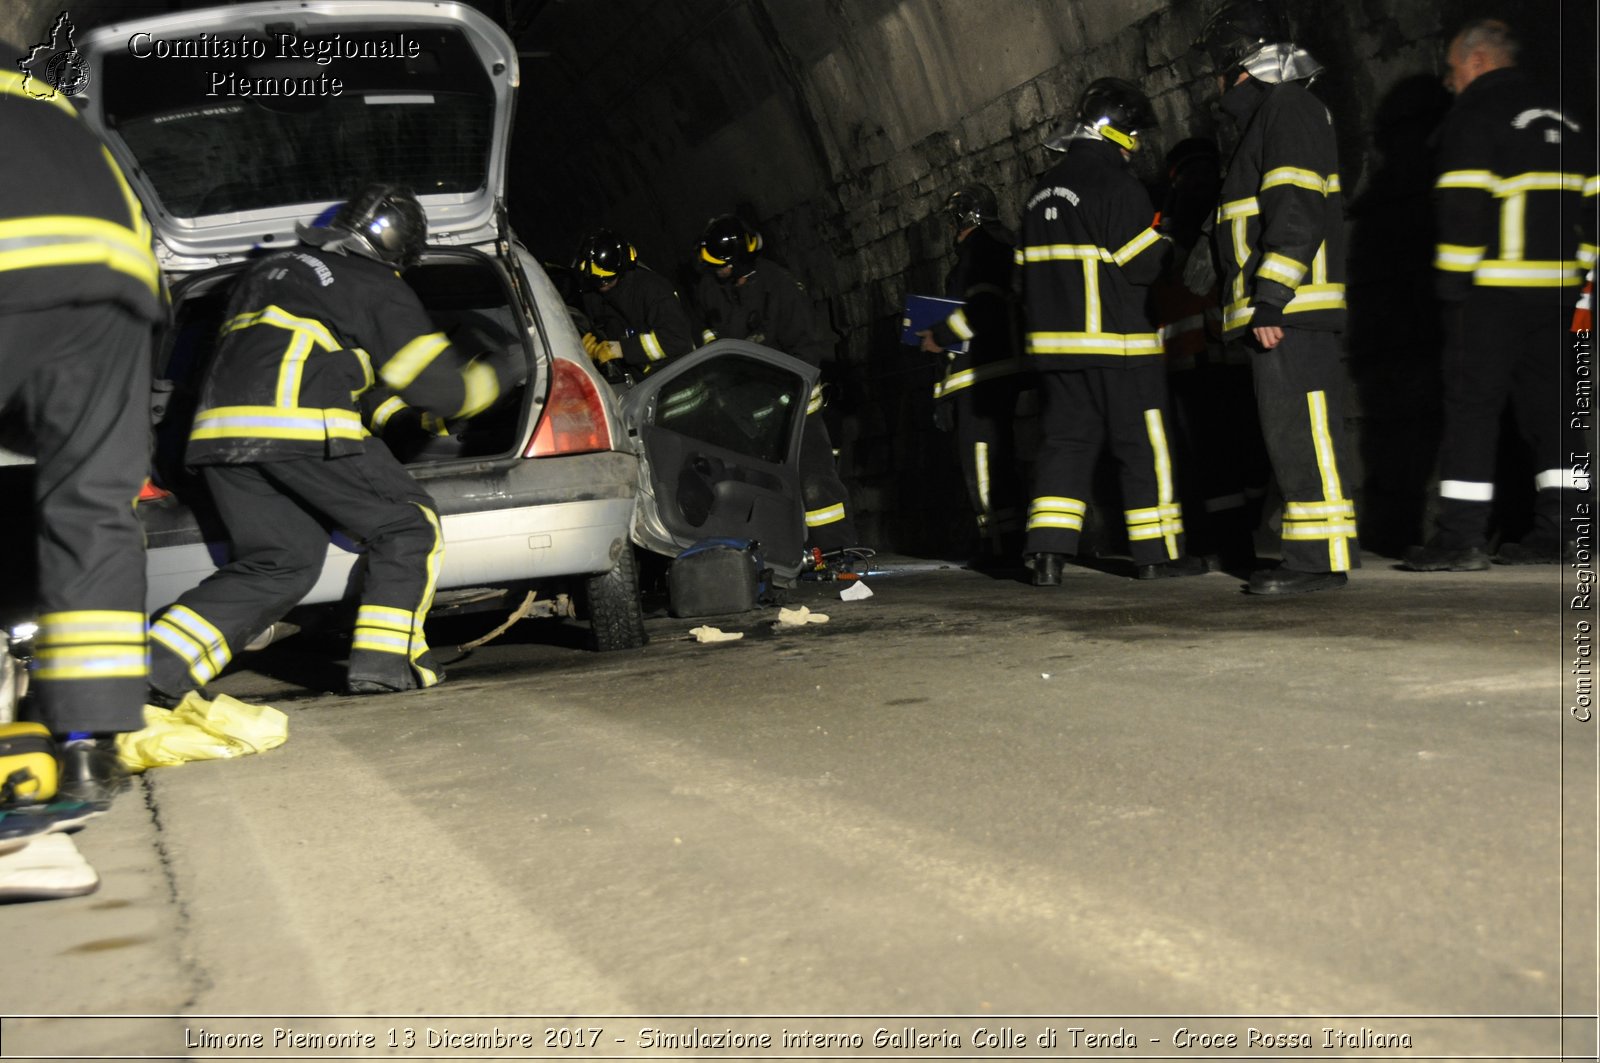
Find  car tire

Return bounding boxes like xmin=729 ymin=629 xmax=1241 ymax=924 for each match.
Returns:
xmin=582 ymin=542 xmax=647 ymax=651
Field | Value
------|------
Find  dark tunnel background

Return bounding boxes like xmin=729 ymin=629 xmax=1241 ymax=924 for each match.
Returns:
xmin=9 ymin=0 xmax=1596 ymax=560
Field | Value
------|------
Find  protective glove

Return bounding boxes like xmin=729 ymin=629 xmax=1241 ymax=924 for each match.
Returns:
xmin=933 ymin=400 xmax=955 ymax=433
xmin=1181 ymin=238 xmax=1218 ymax=295
xmin=581 ymin=331 xmax=603 ymax=359
xmin=596 ymin=341 xmax=623 ymax=364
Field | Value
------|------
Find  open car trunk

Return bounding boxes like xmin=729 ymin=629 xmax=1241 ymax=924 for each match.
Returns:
xmin=142 ymin=248 xmax=538 ymax=610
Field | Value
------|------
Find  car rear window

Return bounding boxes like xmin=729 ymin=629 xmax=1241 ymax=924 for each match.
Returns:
xmin=100 ymin=27 xmax=494 ymax=218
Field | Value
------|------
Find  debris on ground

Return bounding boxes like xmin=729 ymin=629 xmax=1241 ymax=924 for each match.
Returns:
xmin=776 ymin=606 xmax=830 ymax=627
xmin=688 ymin=626 xmax=744 ymax=643
xmin=118 ymin=693 xmax=288 ymax=772
xmin=840 ymin=580 xmax=874 ymax=601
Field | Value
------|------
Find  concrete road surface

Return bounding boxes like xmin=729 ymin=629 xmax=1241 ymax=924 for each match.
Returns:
xmin=1 ymin=554 xmax=1595 ymax=1061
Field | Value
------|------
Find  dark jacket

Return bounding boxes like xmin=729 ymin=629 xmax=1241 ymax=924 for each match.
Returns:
xmin=1215 ymin=78 xmax=1348 ymax=338
xmin=930 ymin=221 xmax=1025 ymax=400
xmin=696 ymin=259 xmax=831 ymax=368
xmin=0 ymin=66 xmax=164 ymax=322
xmin=1017 ymin=137 xmax=1170 ymax=370
xmin=581 ymin=265 xmax=696 ymax=370
xmin=186 ymin=248 xmax=512 ymax=464
xmin=1432 ymin=66 xmax=1597 ymax=302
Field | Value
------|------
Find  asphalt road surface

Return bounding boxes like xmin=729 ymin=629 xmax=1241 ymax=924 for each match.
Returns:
xmin=2 ymin=554 xmax=1594 ymax=1061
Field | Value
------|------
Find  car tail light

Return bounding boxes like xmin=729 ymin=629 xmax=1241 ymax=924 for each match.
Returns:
xmin=526 ymin=358 xmax=613 ymax=457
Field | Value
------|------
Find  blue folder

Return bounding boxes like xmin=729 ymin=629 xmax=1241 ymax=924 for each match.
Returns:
xmin=901 ymin=294 xmax=967 ymax=353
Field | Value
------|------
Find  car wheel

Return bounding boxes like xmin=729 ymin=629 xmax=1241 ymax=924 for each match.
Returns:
xmin=582 ymin=542 xmax=647 ymax=651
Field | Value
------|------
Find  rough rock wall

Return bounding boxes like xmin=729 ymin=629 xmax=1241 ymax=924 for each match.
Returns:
xmin=518 ymin=0 xmax=1595 ymax=558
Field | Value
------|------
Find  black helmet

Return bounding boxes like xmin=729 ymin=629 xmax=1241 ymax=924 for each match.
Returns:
xmin=697 ymin=214 xmax=762 ymax=274
xmin=327 ymin=183 xmax=428 ymax=268
xmin=1194 ymin=0 xmax=1289 ymax=76
xmin=1075 ymin=78 xmax=1158 ymax=151
xmin=944 ymin=185 xmax=999 ymax=231
xmin=573 ymin=229 xmax=638 ymax=291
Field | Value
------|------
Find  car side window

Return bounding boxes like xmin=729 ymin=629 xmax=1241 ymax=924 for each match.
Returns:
xmin=652 ymin=356 xmax=801 ymax=465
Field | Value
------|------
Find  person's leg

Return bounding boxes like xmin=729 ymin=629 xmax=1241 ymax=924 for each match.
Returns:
xmin=147 ymin=462 xmax=330 ymax=699
xmin=1104 ymin=361 xmax=1201 ymax=572
xmin=798 ymin=414 xmax=858 ymax=553
xmin=264 ymin=442 xmax=444 ymax=691
xmin=1024 ymin=371 xmax=1101 ymax=584
xmin=1500 ymin=301 xmax=1579 ymax=561
xmin=2 ymin=303 xmax=152 ymax=736
xmin=1248 ymin=330 xmax=1360 ymax=593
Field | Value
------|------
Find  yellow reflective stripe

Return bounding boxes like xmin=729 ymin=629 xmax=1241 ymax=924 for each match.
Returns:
xmin=1475 ymin=259 xmax=1583 ymax=286
xmin=454 ymin=359 xmax=501 ymax=419
xmin=1495 ymin=172 xmax=1586 ymax=196
xmin=410 ymin=506 xmax=443 ymax=686
xmin=275 ymin=331 xmax=316 ymax=409
xmin=191 ymin=405 xmax=364 ymax=442
xmin=641 ymin=331 xmax=666 ymax=361
xmin=1144 ymin=408 xmax=1179 ymax=556
xmin=0 ymin=69 xmax=79 ymax=114
xmin=1305 ymin=390 xmax=1351 ymax=570
xmin=1282 ymin=519 xmax=1360 ymax=539
xmin=807 ymin=384 xmax=824 ymax=415
xmin=37 ymin=611 xmax=146 ymax=644
xmin=370 ymin=395 xmax=406 ymax=431
xmin=701 ymin=328 xmax=717 ymax=344
xmin=351 ymin=348 xmax=374 ymax=393
xmin=1257 ymin=252 xmax=1308 ymax=288
xmin=222 ymin=304 xmax=340 ymax=349
xmin=1111 ymin=226 xmax=1162 ymax=267
xmin=974 ymin=440 xmax=991 ymax=515
xmin=805 ymin=502 xmax=846 ymax=527
xmin=1585 ymin=175 xmax=1599 ymax=197
xmin=933 ymin=357 xmax=1030 ymax=399
xmin=382 ymin=332 xmax=452 ymax=389
xmin=1020 ymin=244 xmax=1104 ymax=262
xmin=1261 ymin=166 xmax=1329 ymax=193
xmin=150 ymin=606 xmax=231 ymax=684
xmin=1218 ymin=197 xmax=1259 ymax=220
xmin=1435 ymin=169 xmax=1497 ymax=190
xmin=33 ymin=653 xmax=147 ymax=680
xmin=1026 ymin=331 xmax=1164 ymax=356
xmin=947 ymin=307 xmax=974 ymax=341
xmin=352 ymin=605 xmax=415 ymax=654
xmin=1500 ymin=191 xmax=1526 ymax=260
xmin=1434 ymin=244 xmax=1486 ymax=272
xmin=0 ymin=213 xmax=161 ymax=296
xmin=1028 ymin=496 xmax=1085 ymax=532
xmin=1579 ymin=244 xmax=1597 ymax=268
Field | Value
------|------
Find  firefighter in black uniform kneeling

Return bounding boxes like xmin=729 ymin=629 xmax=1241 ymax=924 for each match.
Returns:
xmin=147 ymin=184 xmax=522 ymax=701
xmin=1018 ymin=78 xmax=1210 ymax=587
xmin=573 ymin=229 xmax=695 ymax=381
xmin=1195 ymin=0 xmax=1360 ymax=595
xmin=1 ymin=49 xmax=164 ymax=801
xmin=694 ymin=215 xmax=860 ymax=554
xmin=918 ymin=184 xmax=1030 ymax=568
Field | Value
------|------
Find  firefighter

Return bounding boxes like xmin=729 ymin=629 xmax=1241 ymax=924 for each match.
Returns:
xmin=573 ymin=229 xmax=695 ymax=381
xmin=0 ymin=50 xmax=163 ymax=801
xmin=917 ymin=184 xmax=1029 ymax=567
xmin=1195 ymin=0 xmax=1359 ymax=595
xmin=1400 ymin=18 xmax=1597 ymax=570
xmin=1018 ymin=78 xmax=1210 ymax=587
xmin=694 ymin=214 xmax=860 ymax=553
xmin=146 ymin=184 xmax=522 ymax=702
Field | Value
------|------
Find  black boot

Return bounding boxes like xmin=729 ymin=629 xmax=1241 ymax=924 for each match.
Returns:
xmin=1031 ymin=553 xmax=1065 ymax=587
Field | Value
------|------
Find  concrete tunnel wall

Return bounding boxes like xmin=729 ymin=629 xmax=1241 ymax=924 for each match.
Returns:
xmin=9 ymin=0 xmax=1594 ymax=560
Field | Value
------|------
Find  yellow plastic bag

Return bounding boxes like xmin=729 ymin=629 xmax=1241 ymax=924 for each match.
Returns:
xmin=117 ymin=692 xmax=289 ymax=773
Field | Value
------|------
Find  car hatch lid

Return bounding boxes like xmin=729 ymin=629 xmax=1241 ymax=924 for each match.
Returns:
xmin=72 ymin=0 xmax=518 ymax=270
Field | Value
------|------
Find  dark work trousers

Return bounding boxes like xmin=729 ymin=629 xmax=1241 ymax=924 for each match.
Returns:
xmin=1433 ymin=293 xmax=1574 ymax=548
xmin=800 ymin=412 xmax=857 ymax=552
xmin=0 ymin=303 xmax=152 ymax=734
xmin=1166 ymin=360 xmax=1270 ymax=558
xmin=1250 ymin=328 xmax=1361 ymax=572
xmin=1024 ymin=364 xmax=1186 ymax=565
xmin=952 ymin=377 xmax=1026 ymax=553
xmin=148 ymin=440 xmax=444 ymax=697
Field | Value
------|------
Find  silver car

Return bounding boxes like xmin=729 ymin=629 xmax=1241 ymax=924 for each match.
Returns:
xmin=54 ymin=0 xmax=818 ymax=652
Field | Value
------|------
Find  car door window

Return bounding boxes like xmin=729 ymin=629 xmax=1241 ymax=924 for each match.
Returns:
xmin=652 ymin=356 xmax=800 ymax=465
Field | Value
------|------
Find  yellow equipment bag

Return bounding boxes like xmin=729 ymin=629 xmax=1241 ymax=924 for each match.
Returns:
xmin=0 ymin=722 xmax=59 ymax=806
